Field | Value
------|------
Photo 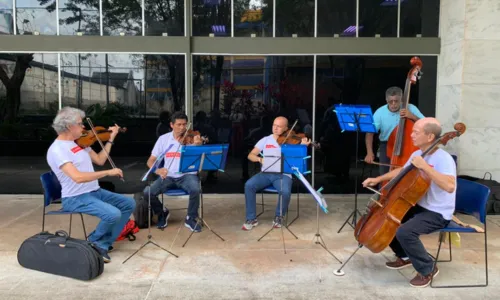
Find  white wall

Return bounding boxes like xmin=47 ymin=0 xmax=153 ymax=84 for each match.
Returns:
xmin=437 ymin=0 xmax=500 ymax=180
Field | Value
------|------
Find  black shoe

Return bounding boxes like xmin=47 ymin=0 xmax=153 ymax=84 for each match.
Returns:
xmin=108 ymin=246 xmax=114 ymax=253
xmin=95 ymin=246 xmax=111 ymax=263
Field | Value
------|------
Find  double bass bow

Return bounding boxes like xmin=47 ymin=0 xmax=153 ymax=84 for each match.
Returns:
xmin=334 ymin=122 xmax=466 ymax=276
xmin=384 ymin=57 xmax=423 ymax=175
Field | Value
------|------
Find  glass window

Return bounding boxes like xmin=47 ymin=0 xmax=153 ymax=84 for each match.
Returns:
xmin=400 ymin=0 xmax=440 ymax=37
xmin=314 ymin=55 xmax=436 ymax=194
xmin=0 ymin=0 xmax=14 ymax=34
xmin=192 ymin=0 xmax=231 ymax=37
xmin=275 ymin=0 xmax=314 ymax=37
xmin=145 ymin=0 xmax=184 ymax=36
xmin=192 ymin=55 xmax=314 ymax=193
xmin=359 ymin=0 xmax=397 ymax=37
xmin=0 ymin=53 xmax=59 ymax=193
xmin=234 ymin=0 xmax=272 ymax=37
xmin=102 ymin=0 xmax=142 ymax=36
xmin=58 ymin=0 xmax=100 ymax=36
xmin=16 ymin=0 xmax=57 ymax=35
xmin=317 ymin=0 xmax=356 ymax=37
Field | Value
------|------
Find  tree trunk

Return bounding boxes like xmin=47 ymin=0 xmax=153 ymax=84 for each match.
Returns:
xmin=0 ymin=54 xmax=33 ymax=123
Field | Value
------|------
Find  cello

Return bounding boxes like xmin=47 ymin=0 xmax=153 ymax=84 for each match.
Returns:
xmin=333 ymin=122 xmax=466 ymax=276
xmin=384 ymin=57 xmax=423 ymax=174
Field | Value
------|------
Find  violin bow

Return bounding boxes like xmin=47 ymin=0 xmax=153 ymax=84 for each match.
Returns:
xmin=165 ymin=122 xmax=192 ymax=173
xmin=280 ymin=119 xmax=298 ymax=145
xmin=86 ymin=117 xmax=124 ymax=182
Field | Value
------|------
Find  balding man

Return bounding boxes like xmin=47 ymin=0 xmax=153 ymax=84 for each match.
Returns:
xmin=362 ymin=117 xmax=457 ymax=288
xmin=242 ymin=116 xmax=310 ymax=230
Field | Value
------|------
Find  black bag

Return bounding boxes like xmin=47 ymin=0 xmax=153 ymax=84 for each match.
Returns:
xmin=133 ymin=192 xmax=151 ymax=229
xmin=458 ymin=172 xmax=500 ymax=214
xmin=17 ymin=230 xmax=104 ymax=281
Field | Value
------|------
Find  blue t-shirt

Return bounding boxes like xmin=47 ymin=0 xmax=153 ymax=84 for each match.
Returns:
xmin=373 ymin=104 xmax=424 ymax=141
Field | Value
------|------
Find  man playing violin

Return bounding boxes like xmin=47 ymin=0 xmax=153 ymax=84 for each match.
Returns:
xmin=143 ymin=112 xmax=203 ymax=232
xmin=364 ymin=86 xmax=424 ymax=175
xmin=362 ymin=117 xmax=456 ymax=288
xmin=242 ymin=116 xmax=311 ymax=230
xmin=46 ymin=107 xmax=135 ymax=263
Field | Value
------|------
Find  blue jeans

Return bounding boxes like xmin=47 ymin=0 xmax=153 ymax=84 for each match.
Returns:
xmin=244 ymin=172 xmax=292 ymax=220
xmin=143 ymin=174 xmax=200 ymax=219
xmin=61 ymin=188 xmax=136 ymax=251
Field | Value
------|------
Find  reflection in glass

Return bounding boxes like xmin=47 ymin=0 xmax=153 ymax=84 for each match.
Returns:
xmin=58 ymin=0 xmax=99 ymax=35
xmin=275 ymin=0 xmax=314 ymax=37
xmin=233 ymin=0 xmax=271 ymax=37
xmin=359 ymin=0 xmax=397 ymax=37
xmin=192 ymin=55 xmax=313 ymax=193
xmin=145 ymin=0 xmax=184 ymax=36
xmin=102 ymin=0 xmax=142 ymax=36
xmin=314 ymin=55 xmax=437 ymax=193
xmin=0 ymin=9 xmax=14 ymax=34
xmin=400 ymin=0 xmax=440 ymax=37
xmin=192 ymin=0 xmax=231 ymax=37
xmin=317 ymin=0 xmax=356 ymax=37
xmin=15 ymin=0 xmax=57 ymax=35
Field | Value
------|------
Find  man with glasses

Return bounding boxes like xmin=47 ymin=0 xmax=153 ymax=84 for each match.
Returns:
xmin=46 ymin=107 xmax=135 ymax=263
xmin=364 ymin=86 xmax=425 ymax=175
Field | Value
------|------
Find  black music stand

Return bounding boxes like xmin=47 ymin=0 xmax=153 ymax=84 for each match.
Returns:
xmin=177 ymin=144 xmax=229 ymax=247
xmin=257 ymin=145 xmax=306 ymax=254
xmin=122 ymin=151 xmax=179 ymax=264
xmin=334 ymin=104 xmax=377 ymax=233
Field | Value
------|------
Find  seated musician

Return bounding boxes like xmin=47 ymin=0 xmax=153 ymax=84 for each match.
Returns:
xmin=362 ymin=117 xmax=456 ymax=288
xmin=46 ymin=107 xmax=135 ymax=263
xmin=143 ymin=112 xmax=203 ymax=232
xmin=242 ymin=116 xmax=310 ymax=230
xmin=364 ymin=86 xmax=425 ymax=175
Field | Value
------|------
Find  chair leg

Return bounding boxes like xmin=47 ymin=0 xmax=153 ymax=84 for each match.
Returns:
xmin=256 ymin=192 xmax=264 ymax=218
xmin=431 ymin=232 xmax=488 ymax=288
xmin=69 ymin=214 xmax=73 ymax=237
xmin=80 ymin=213 xmax=87 ymax=240
xmin=42 ymin=205 xmax=46 ymax=232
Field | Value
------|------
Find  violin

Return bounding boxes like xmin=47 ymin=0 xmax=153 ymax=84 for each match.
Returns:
xmin=384 ymin=57 xmax=423 ymax=173
xmin=176 ymin=129 xmax=209 ymax=145
xmin=277 ymin=130 xmax=320 ymax=149
xmin=79 ymin=118 xmax=125 ymax=181
xmin=76 ymin=126 xmax=127 ymax=148
xmin=354 ymin=122 xmax=466 ymax=254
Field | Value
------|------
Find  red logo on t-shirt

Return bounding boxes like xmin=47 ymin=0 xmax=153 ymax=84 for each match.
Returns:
xmin=165 ymin=152 xmax=181 ymax=158
xmin=71 ymin=146 xmax=83 ymax=153
xmin=265 ymin=145 xmax=277 ymax=149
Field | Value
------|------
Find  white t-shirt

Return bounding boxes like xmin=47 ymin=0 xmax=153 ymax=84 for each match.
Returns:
xmin=152 ymin=132 xmax=196 ymax=178
xmin=255 ymin=134 xmax=291 ymax=177
xmin=46 ymin=140 xmax=100 ymax=198
xmin=403 ymin=148 xmax=457 ymax=220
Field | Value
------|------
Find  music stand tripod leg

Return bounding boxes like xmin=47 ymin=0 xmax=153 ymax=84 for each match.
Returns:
xmin=123 ymin=184 xmax=179 ymax=264
xmin=312 ymin=204 xmax=342 ymax=263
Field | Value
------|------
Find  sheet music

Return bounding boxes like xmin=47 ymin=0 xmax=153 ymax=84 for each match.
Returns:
xmin=262 ymin=148 xmax=282 ymax=173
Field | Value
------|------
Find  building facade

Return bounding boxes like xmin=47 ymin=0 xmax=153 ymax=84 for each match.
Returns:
xmin=0 ymin=0 xmax=496 ymax=195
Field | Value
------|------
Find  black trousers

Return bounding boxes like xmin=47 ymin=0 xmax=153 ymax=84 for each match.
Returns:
xmin=378 ymin=141 xmax=390 ymax=175
xmin=389 ymin=205 xmax=450 ymax=276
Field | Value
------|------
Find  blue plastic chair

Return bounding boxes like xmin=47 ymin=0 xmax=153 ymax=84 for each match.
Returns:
xmin=258 ymin=184 xmax=300 ymax=227
xmin=40 ymin=171 xmax=87 ymax=239
xmin=431 ymin=178 xmax=490 ymax=288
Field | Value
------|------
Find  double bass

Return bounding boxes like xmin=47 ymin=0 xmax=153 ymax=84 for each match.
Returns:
xmin=384 ymin=57 xmax=423 ymax=175
xmin=354 ymin=122 xmax=466 ymax=253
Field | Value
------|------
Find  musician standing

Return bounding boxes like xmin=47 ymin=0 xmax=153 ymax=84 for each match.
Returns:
xmin=242 ymin=116 xmax=310 ymax=230
xmin=364 ymin=86 xmax=424 ymax=175
xmin=142 ymin=112 xmax=203 ymax=232
xmin=46 ymin=107 xmax=135 ymax=263
xmin=362 ymin=117 xmax=456 ymax=287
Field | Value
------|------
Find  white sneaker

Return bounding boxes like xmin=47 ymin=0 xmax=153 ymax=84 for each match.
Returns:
xmin=242 ymin=219 xmax=259 ymax=231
